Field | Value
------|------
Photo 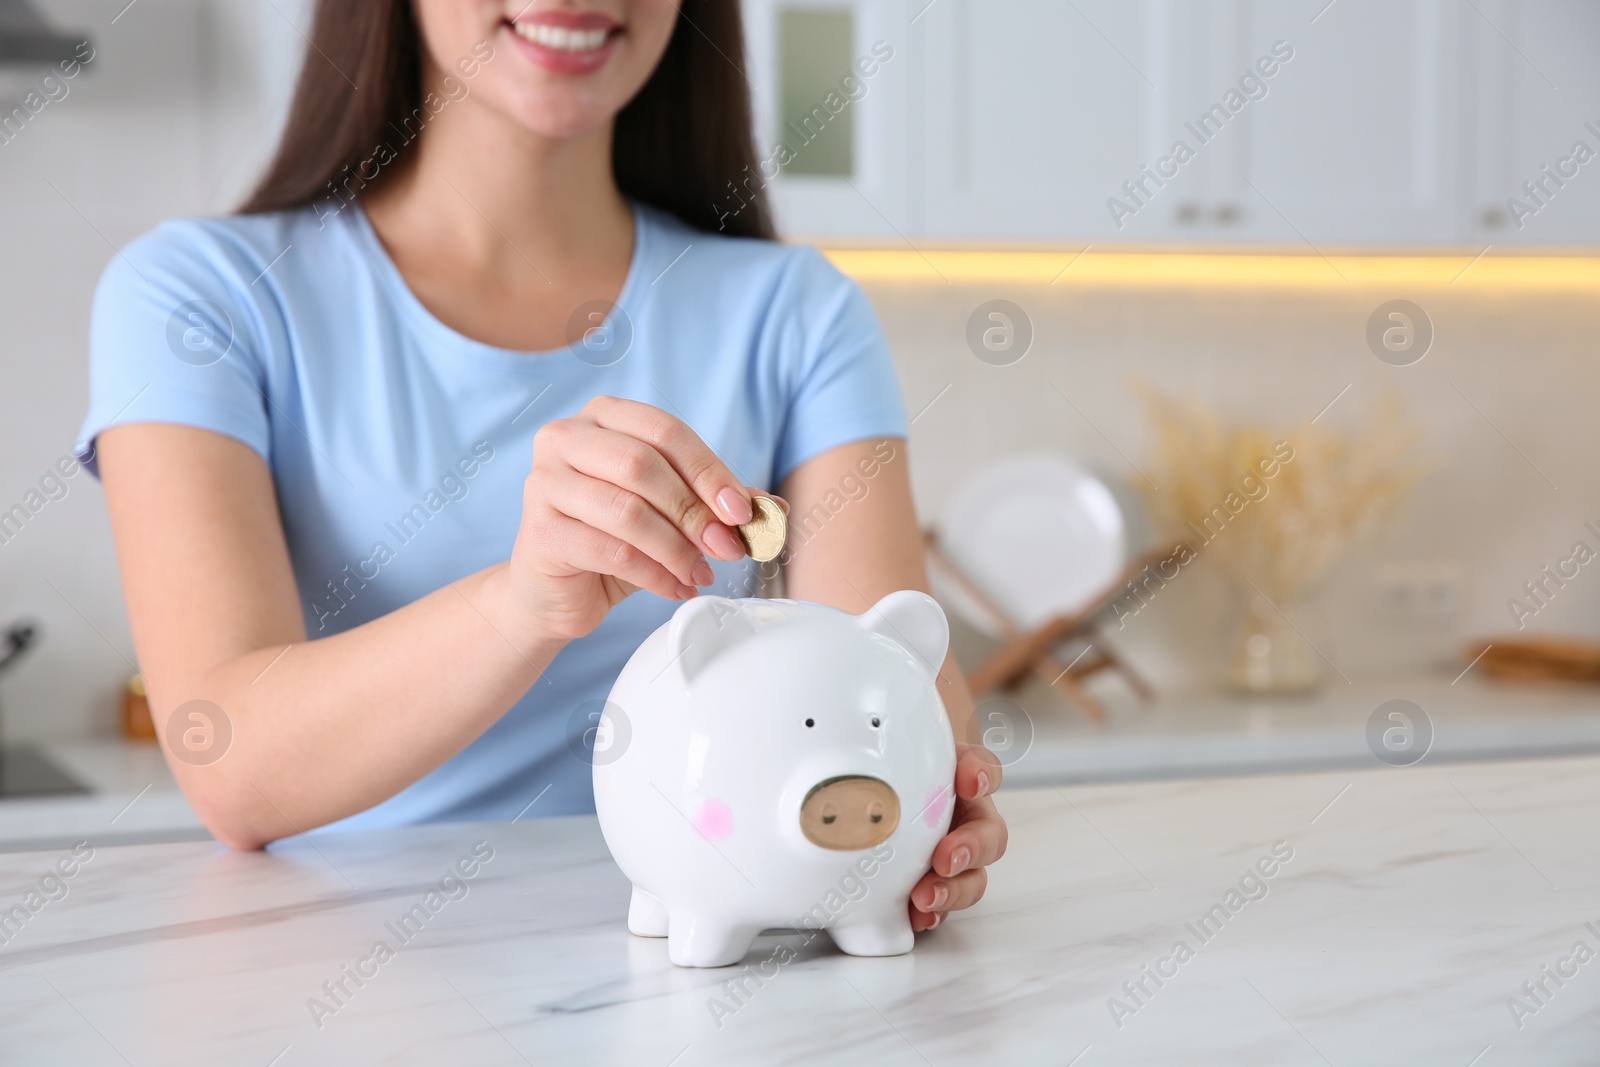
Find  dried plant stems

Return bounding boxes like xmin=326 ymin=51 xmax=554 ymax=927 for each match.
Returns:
xmin=1136 ymin=383 xmax=1426 ymax=603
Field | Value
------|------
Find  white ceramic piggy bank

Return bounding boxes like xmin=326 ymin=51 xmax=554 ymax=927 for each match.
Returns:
xmin=593 ymin=590 xmax=957 ymax=968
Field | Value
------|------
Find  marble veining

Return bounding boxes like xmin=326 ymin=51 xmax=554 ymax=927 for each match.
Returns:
xmin=2 ymin=755 xmax=1599 ymax=1064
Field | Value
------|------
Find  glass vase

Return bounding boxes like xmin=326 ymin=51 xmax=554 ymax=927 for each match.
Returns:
xmin=1225 ymin=593 xmax=1322 ymax=695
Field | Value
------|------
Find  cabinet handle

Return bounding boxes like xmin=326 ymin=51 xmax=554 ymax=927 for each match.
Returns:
xmin=1479 ymin=206 xmax=1508 ymax=230
xmin=1215 ymin=203 xmax=1241 ymax=225
xmin=1175 ymin=202 xmax=1202 ymax=224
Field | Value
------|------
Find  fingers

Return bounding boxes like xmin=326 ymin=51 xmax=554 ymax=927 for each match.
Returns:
xmin=909 ymin=866 xmax=987 ymax=927
xmin=908 ymin=790 xmax=1008 ymax=933
xmin=527 ymin=398 xmax=790 ymax=608
xmin=583 ymin=395 xmax=755 ymax=526
xmin=931 ymin=793 xmax=1007 ymax=879
xmin=536 ymin=511 xmax=692 ymax=602
xmin=955 ymin=743 xmax=1004 ymax=800
xmin=542 ymin=467 xmax=709 ymax=588
xmin=552 ymin=419 xmax=745 ymax=566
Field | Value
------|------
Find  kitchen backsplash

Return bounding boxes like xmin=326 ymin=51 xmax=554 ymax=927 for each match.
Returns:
xmin=865 ymin=276 xmax=1600 ymax=693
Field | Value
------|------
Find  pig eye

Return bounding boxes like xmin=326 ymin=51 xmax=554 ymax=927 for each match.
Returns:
xmin=821 ymin=814 xmax=836 ymax=824
xmin=820 ymin=802 xmax=837 ymax=825
xmin=805 ymin=718 xmax=815 ymax=728
xmin=870 ymin=717 xmax=881 ymax=728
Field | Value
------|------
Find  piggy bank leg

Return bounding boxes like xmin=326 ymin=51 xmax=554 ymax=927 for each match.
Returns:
xmin=666 ymin=913 xmax=760 ymax=968
xmin=826 ymin=911 xmax=915 ymax=957
xmin=628 ymin=887 xmax=668 ymax=938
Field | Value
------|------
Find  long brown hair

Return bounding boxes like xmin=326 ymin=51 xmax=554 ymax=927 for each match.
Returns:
xmin=240 ymin=1 xmax=774 ymax=239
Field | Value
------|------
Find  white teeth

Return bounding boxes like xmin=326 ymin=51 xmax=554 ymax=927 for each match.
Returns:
xmin=512 ymin=21 xmax=610 ymax=51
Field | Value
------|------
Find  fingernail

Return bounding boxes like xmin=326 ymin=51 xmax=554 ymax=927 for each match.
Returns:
xmin=692 ymin=559 xmax=715 ymax=586
xmin=949 ymin=847 xmax=971 ymax=876
xmin=675 ymin=583 xmax=697 ymax=600
xmin=717 ymin=486 xmax=753 ymax=525
xmin=702 ymin=523 xmax=745 ymax=561
xmin=977 ymin=770 xmax=990 ymax=796
xmin=930 ymin=882 xmax=949 ymax=910
xmin=927 ymin=912 xmax=941 ymax=929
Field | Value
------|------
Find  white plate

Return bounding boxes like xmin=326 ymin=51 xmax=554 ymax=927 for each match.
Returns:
xmin=932 ymin=453 xmax=1138 ymax=638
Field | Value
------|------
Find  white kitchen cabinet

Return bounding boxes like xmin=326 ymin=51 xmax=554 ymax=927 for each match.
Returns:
xmin=1464 ymin=0 xmax=1600 ymax=247
xmin=742 ymin=0 xmax=1600 ymax=247
xmin=741 ymin=0 xmax=1179 ymax=243
xmin=912 ymin=0 xmax=1168 ymax=243
xmin=1234 ymin=0 xmax=1600 ymax=249
xmin=740 ymin=0 xmax=917 ymax=240
xmin=1215 ymin=0 xmax=1477 ymax=247
xmin=915 ymin=0 xmax=1497 ymax=247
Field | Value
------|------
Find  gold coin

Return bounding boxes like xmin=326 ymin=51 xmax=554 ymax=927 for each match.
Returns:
xmin=737 ymin=495 xmax=788 ymax=562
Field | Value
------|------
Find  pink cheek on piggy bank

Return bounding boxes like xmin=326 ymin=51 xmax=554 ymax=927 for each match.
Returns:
xmin=922 ymin=784 xmax=952 ymax=829
xmin=693 ymin=798 xmax=734 ymax=842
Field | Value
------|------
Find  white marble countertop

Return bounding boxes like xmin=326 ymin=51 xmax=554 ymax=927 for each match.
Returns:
xmin=2 ymin=753 xmax=1597 ymax=1065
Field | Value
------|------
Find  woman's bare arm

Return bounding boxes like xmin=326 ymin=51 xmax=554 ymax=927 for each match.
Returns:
xmin=780 ymin=437 xmax=1007 ymax=932
xmin=100 ymin=397 xmax=757 ymax=849
xmin=99 ymin=423 xmax=562 ymax=849
xmin=779 ymin=437 xmax=978 ymax=735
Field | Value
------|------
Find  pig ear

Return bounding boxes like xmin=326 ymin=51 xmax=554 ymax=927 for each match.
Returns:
xmin=668 ymin=596 xmax=758 ymax=686
xmin=858 ymin=591 xmax=949 ymax=673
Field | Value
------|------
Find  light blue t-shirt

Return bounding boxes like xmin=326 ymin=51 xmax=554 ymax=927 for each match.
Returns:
xmin=78 ymin=201 xmax=908 ymax=831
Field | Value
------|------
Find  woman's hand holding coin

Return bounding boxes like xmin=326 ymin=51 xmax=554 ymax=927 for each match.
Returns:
xmin=509 ymin=395 xmax=785 ymax=643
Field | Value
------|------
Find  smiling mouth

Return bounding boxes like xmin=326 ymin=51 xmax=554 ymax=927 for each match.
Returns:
xmin=508 ymin=21 xmax=615 ymax=53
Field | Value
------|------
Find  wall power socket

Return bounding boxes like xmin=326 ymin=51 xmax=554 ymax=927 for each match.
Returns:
xmin=1378 ymin=565 xmax=1464 ymax=616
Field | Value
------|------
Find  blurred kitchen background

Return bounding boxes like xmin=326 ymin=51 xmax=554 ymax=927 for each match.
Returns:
xmin=1 ymin=0 xmax=1598 ymax=847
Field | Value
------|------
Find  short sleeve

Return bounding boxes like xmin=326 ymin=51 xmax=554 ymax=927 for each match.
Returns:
xmin=771 ymin=251 xmax=908 ymax=485
xmin=76 ymin=220 xmax=272 ymax=477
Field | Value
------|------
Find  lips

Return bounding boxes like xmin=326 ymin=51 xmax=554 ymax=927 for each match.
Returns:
xmin=506 ymin=8 xmax=621 ymax=75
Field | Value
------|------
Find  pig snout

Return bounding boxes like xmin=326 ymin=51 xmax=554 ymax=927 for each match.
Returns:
xmin=799 ymin=776 xmax=900 ymax=850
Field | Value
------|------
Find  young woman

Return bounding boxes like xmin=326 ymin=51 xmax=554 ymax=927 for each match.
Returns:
xmin=79 ymin=0 xmax=1004 ymax=934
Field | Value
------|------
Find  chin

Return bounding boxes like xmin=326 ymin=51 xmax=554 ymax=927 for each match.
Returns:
xmin=487 ymin=76 xmax=621 ymax=142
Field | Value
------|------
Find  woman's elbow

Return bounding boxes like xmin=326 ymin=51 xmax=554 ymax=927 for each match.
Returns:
xmin=180 ymin=775 xmax=288 ymax=851
xmin=209 ymin=822 xmax=274 ymax=852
